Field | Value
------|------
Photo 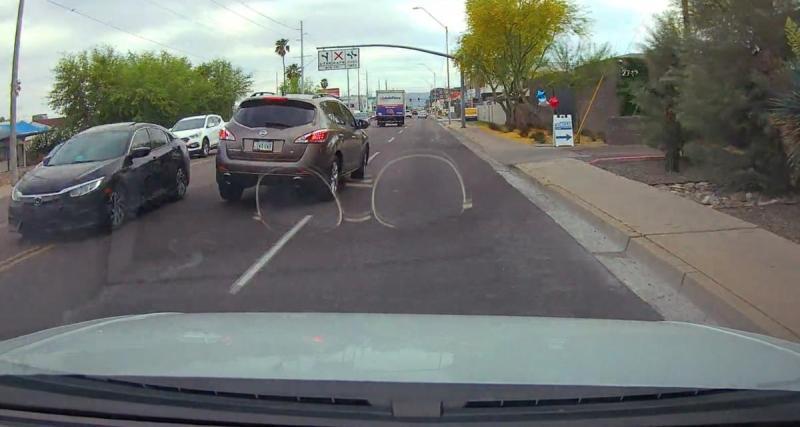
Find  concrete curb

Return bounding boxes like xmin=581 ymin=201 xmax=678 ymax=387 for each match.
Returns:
xmin=445 ymin=124 xmax=798 ymax=341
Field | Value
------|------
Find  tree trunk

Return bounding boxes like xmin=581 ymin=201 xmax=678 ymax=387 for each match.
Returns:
xmin=281 ymin=57 xmax=286 ymax=95
xmin=681 ymin=0 xmax=690 ymax=31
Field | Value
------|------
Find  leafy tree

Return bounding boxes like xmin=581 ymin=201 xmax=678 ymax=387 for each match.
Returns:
xmin=275 ymin=38 xmax=290 ymax=94
xmin=455 ymin=0 xmax=583 ymax=128
xmin=636 ymin=11 xmax=686 ymax=172
xmin=28 ymin=126 xmax=77 ymax=157
xmin=771 ymin=18 xmax=800 ymax=188
xmin=320 ymin=78 xmax=328 ymax=89
xmin=48 ymin=46 xmax=252 ymax=130
xmin=676 ymin=0 xmax=797 ymax=191
xmin=285 ymin=63 xmax=301 ymax=81
xmin=542 ymin=38 xmax=614 ymax=89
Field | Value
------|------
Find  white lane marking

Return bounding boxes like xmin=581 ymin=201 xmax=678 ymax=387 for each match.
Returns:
xmin=229 ymin=215 xmax=312 ymax=295
xmin=398 ymin=129 xmax=404 ymax=134
xmin=368 ymin=151 xmax=380 ymax=163
xmin=344 ymin=214 xmax=372 ymax=223
xmin=347 ymin=182 xmax=373 ymax=189
xmin=388 ymin=137 xmax=395 ymax=143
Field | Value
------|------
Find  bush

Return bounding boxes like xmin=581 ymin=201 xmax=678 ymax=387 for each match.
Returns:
xmin=28 ymin=127 xmax=76 ymax=157
xmin=518 ymin=125 xmax=531 ymax=137
xmin=581 ymin=129 xmax=596 ymax=141
xmin=532 ymin=131 xmax=547 ymax=143
xmin=488 ymin=122 xmax=500 ymax=131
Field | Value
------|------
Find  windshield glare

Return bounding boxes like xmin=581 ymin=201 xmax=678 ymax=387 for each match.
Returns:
xmin=172 ymin=118 xmax=205 ymax=131
xmin=234 ymin=102 xmax=315 ymax=128
xmin=47 ymin=131 xmax=130 ymax=165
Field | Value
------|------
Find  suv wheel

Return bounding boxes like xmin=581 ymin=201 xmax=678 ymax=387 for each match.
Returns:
xmin=319 ymin=158 xmax=341 ymax=201
xmin=219 ymin=183 xmax=243 ymax=202
xmin=351 ymin=147 xmax=368 ymax=179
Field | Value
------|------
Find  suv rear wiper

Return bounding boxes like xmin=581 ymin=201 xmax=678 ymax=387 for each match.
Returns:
xmin=263 ymin=122 xmax=290 ymax=129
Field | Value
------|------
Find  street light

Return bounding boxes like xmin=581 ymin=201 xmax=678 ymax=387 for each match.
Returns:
xmin=413 ymin=6 xmax=451 ymax=125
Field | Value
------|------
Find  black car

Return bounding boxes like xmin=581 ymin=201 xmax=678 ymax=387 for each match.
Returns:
xmin=8 ymin=123 xmax=190 ymax=235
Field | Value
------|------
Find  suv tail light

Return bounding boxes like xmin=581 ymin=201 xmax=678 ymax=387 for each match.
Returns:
xmin=294 ymin=129 xmax=330 ymax=144
xmin=219 ymin=128 xmax=235 ymax=141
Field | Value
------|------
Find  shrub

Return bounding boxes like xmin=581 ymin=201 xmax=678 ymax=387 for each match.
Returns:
xmin=487 ymin=122 xmax=500 ymax=131
xmin=518 ymin=125 xmax=531 ymax=137
xmin=532 ymin=131 xmax=547 ymax=143
xmin=28 ymin=127 xmax=76 ymax=157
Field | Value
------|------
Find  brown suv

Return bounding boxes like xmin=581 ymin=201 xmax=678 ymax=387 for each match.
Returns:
xmin=216 ymin=94 xmax=370 ymax=201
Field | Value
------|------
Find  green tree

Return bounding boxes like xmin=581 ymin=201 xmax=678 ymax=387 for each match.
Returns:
xmin=48 ymin=47 xmax=252 ymax=130
xmin=771 ymin=17 xmax=800 ymax=188
xmin=675 ymin=0 xmax=797 ymax=191
xmin=542 ymin=38 xmax=613 ymax=89
xmin=455 ymin=0 xmax=583 ymax=128
xmin=636 ymin=11 xmax=686 ymax=172
xmin=320 ymin=78 xmax=328 ymax=89
xmin=275 ymin=38 xmax=290 ymax=94
xmin=285 ymin=63 xmax=301 ymax=81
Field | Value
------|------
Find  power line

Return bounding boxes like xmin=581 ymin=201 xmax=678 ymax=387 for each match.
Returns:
xmin=144 ymin=0 xmax=216 ymax=33
xmin=235 ymin=0 xmax=296 ymax=31
xmin=207 ymin=0 xmax=286 ymax=37
xmin=46 ymin=0 xmax=206 ymax=60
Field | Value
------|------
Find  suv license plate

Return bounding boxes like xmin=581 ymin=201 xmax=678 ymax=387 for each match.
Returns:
xmin=254 ymin=140 xmax=274 ymax=152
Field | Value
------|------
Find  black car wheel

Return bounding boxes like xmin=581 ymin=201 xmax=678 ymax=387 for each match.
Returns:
xmin=169 ymin=166 xmax=188 ymax=201
xmin=318 ymin=158 xmax=341 ymax=201
xmin=219 ymin=183 xmax=243 ymax=202
xmin=201 ymin=139 xmax=210 ymax=157
xmin=351 ymin=147 xmax=368 ymax=179
xmin=107 ymin=187 xmax=128 ymax=230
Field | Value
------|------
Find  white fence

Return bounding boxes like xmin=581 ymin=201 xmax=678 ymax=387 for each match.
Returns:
xmin=477 ymin=103 xmax=506 ymax=125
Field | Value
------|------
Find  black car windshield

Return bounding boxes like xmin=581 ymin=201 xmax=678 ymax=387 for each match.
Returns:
xmin=234 ymin=101 xmax=315 ymax=128
xmin=48 ymin=131 xmax=131 ymax=165
xmin=172 ymin=118 xmax=205 ymax=131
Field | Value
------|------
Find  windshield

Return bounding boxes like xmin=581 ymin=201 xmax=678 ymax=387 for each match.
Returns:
xmin=3 ymin=1 xmax=800 ymax=423
xmin=47 ymin=130 xmax=130 ymax=165
xmin=233 ymin=101 xmax=315 ymax=128
xmin=172 ymin=118 xmax=205 ymax=131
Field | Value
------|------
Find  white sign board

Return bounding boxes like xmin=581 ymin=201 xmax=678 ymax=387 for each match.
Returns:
xmin=553 ymin=114 xmax=574 ymax=147
xmin=318 ymin=48 xmax=360 ymax=71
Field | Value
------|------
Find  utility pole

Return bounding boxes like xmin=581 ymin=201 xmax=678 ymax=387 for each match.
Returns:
xmin=365 ymin=69 xmax=369 ymax=111
xmin=385 ymin=80 xmax=388 ymax=90
xmin=275 ymin=71 xmax=279 ymax=94
xmin=445 ymin=25 xmax=451 ymax=125
xmin=299 ymin=20 xmax=304 ymax=92
xmin=9 ymin=0 xmax=24 ymax=184
xmin=357 ymin=66 xmax=361 ymax=111
xmin=346 ymin=68 xmax=350 ymax=105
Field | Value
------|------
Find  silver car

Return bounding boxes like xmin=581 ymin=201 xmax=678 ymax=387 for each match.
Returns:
xmin=216 ymin=94 xmax=370 ymax=201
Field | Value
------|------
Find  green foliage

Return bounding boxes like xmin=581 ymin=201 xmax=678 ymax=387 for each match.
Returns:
xmin=616 ymin=57 xmax=648 ymax=116
xmin=456 ymin=0 xmax=584 ymax=129
xmin=320 ymin=78 xmax=328 ymax=89
xmin=771 ymin=18 xmax=800 ymax=188
xmin=532 ymin=131 xmax=547 ymax=143
xmin=636 ymin=11 xmax=685 ymax=172
xmin=540 ymin=38 xmax=614 ymax=89
xmin=28 ymin=126 xmax=76 ymax=157
xmin=48 ymin=47 xmax=252 ymax=130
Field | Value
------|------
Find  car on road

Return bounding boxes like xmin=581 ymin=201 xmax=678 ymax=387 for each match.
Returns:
xmin=8 ymin=123 xmax=190 ymax=235
xmin=216 ymin=94 xmax=370 ymax=202
xmin=405 ymin=111 xmax=413 ymax=118
xmin=352 ymin=111 xmax=370 ymax=122
xmin=170 ymin=114 xmax=224 ymax=157
xmin=417 ymin=110 xmax=428 ymax=119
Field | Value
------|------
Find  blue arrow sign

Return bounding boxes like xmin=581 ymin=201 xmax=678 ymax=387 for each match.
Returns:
xmin=556 ymin=134 xmax=572 ymax=140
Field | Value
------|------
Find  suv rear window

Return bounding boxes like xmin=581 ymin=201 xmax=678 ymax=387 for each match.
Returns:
xmin=234 ymin=100 xmax=316 ymax=128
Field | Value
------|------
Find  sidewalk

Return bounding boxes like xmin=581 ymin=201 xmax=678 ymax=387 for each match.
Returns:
xmin=449 ymin=124 xmax=800 ymax=341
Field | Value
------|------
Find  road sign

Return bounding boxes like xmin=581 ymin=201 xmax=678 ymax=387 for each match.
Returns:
xmin=318 ymin=48 xmax=360 ymax=71
xmin=553 ymin=114 xmax=574 ymax=147
xmin=323 ymin=88 xmax=340 ymax=97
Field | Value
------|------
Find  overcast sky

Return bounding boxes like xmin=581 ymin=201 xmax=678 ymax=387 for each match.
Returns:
xmin=0 ymin=0 xmax=669 ymax=120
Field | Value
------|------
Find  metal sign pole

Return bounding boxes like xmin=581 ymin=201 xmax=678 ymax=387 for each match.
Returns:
xmin=9 ymin=0 xmax=25 ymax=184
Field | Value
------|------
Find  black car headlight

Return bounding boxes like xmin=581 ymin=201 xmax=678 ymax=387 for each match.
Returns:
xmin=67 ymin=177 xmax=105 ymax=198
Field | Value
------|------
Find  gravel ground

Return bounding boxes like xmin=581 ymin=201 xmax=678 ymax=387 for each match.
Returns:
xmin=594 ymin=159 xmax=717 ymax=185
xmin=595 ymin=159 xmax=800 ymax=244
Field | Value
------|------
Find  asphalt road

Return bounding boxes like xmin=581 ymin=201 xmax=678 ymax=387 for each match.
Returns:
xmin=0 ymin=118 xmax=659 ymax=340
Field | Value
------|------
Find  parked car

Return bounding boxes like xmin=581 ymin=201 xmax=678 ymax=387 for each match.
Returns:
xmin=8 ymin=123 xmax=190 ymax=235
xmin=352 ymin=111 xmax=370 ymax=122
xmin=405 ymin=111 xmax=413 ymax=118
xmin=216 ymin=94 xmax=370 ymax=202
xmin=418 ymin=110 xmax=429 ymax=119
xmin=171 ymin=114 xmax=224 ymax=157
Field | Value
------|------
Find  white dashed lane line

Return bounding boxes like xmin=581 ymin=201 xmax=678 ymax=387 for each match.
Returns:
xmin=388 ymin=137 xmax=395 ymax=143
xmin=368 ymin=152 xmax=380 ymax=163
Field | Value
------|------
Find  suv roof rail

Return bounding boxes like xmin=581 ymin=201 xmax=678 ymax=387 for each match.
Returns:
xmin=250 ymin=91 xmax=276 ymax=97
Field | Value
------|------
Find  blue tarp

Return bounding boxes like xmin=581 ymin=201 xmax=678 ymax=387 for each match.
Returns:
xmin=0 ymin=121 xmax=51 ymax=141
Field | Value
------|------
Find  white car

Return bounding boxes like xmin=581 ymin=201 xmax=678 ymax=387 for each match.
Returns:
xmin=170 ymin=114 xmax=224 ymax=157
xmin=417 ymin=110 xmax=429 ymax=119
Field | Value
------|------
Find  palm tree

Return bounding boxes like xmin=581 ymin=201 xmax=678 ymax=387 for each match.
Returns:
xmin=286 ymin=64 xmax=301 ymax=80
xmin=320 ymin=78 xmax=328 ymax=89
xmin=274 ymin=39 xmax=290 ymax=94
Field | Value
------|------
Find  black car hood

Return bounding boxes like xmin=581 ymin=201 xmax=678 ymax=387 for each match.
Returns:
xmin=16 ymin=158 xmax=121 ymax=195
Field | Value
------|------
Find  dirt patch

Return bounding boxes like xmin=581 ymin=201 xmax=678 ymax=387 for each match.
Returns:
xmin=594 ymin=158 xmax=717 ymax=185
xmin=595 ymin=159 xmax=800 ymax=244
xmin=718 ymin=204 xmax=800 ymax=244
